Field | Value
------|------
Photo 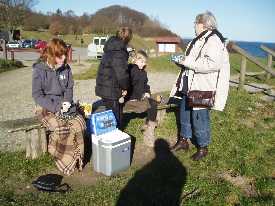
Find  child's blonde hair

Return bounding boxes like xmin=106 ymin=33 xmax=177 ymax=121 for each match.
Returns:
xmin=135 ymin=50 xmax=148 ymax=60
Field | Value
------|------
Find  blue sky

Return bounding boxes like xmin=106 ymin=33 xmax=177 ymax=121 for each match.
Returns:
xmin=34 ymin=0 xmax=275 ymax=42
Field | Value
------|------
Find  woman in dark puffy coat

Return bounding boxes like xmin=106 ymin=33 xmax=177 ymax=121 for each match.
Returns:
xmin=95 ymin=27 xmax=132 ymax=127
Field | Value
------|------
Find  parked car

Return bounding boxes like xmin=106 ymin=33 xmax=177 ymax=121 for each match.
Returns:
xmin=35 ymin=40 xmax=47 ymax=50
xmin=22 ymin=39 xmax=34 ymax=48
xmin=6 ymin=41 xmax=21 ymax=48
xmin=87 ymin=36 xmax=108 ymax=59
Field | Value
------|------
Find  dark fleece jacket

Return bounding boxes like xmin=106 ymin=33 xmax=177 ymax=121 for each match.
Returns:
xmin=32 ymin=61 xmax=74 ymax=113
xmin=128 ymin=63 xmax=150 ymax=100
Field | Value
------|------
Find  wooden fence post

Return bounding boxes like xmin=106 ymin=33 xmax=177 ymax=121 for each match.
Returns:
xmin=239 ymin=56 xmax=247 ymax=90
xmin=67 ymin=46 xmax=73 ymax=63
xmin=266 ymin=54 xmax=272 ymax=80
xmin=0 ymin=39 xmax=7 ymax=60
xmin=11 ymin=50 xmax=14 ymax=61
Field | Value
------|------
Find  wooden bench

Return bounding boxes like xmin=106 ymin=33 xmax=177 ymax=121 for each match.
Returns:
xmin=7 ymin=98 xmax=179 ymax=159
xmin=7 ymin=118 xmax=47 ymax=159
xmin=92 ymin=96 xmax=179 ymax=125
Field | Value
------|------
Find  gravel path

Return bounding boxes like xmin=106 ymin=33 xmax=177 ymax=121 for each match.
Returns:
xmin=0 ymin=47 xmax=88 ymax=61
xmin=0 ymin=63 xmax=177 ymax=151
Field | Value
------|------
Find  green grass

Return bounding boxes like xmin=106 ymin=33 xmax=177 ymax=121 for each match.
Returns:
xmin=229 ymin=53 xmax=275 ymax=75
xmin=21 ymin=30 xmax=92 ymax=47
xmin=0 ymin=88 xmax=274 ymax=205
xmin=130 ymin=35 xmax=156 ymax=51
xmin=21 ymin=31 xmax=156 ymax=49
xmin=73 ymin=60 xmax=99 ymax=80
xmin=148 ymin=54 xmax=180 ymax=73
xmin=0 ymin=59 xmax=24 ymax=73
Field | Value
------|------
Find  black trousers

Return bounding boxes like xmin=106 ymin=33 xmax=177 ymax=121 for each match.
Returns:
xmin=123 ymin=98 xmax=158 ymax=122
xmin=102 ymin=98 xmax=122 ymax=128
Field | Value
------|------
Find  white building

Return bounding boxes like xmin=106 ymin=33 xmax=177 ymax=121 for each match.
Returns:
xmin=155 ymin=36 xmax=181 ymax=55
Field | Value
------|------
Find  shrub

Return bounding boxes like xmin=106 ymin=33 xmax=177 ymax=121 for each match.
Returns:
xmin=0 ymin=59 xmax=24 ymax=73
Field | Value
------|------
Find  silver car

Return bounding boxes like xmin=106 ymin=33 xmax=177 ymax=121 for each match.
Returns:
xmin=6 ymin=41 xmax=21 ymax=48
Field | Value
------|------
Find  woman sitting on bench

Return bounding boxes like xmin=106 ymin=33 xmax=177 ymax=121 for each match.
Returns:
xmin=32 ymin=38 xmax=86 ymax=175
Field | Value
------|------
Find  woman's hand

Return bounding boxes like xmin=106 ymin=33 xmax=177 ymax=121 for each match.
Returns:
xmin=178 ymin=58 xmax=185 ymax=65
xmin=142 ymin=92 xmax=151 ymax=100
xmin=121 ymin=90 xmax=127 ymax=96
xmin=61 ymin=102 xmax=71 ymax=114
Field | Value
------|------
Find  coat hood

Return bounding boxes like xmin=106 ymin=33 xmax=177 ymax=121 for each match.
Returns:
xmin=103 ymin=36 xmax=127 ymax=52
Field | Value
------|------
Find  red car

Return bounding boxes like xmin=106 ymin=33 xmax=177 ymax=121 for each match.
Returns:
xmin=35 ymin=40 xmax=47 ymax=50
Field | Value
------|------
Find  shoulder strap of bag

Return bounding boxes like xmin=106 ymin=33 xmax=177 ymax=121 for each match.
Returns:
xmin=189 ymin=30 xmax=223 ymax=91
xmin=195 ymin=29 xmax=226 ymax=61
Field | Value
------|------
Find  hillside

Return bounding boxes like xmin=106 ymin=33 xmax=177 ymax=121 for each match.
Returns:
xmin=20 ymin=5 xmax=179 ymax=38
xmin=89 ymin=5 xmax=177 ymax=37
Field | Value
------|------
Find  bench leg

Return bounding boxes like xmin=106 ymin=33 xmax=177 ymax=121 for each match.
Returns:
xmin=143 ymin=121 xmax=157 ymax=147
xmin=39 ymin=128 xmax=47 ymax=154
xmin=156 ymin=109 xmax=167 ymax=125
xmin=25 ymin=128 xmax=47 ymax=159
xmin=25 ymin=131 xmax=32 ymax=158
xmin=30 ymin=129 xmax=40 ymax=159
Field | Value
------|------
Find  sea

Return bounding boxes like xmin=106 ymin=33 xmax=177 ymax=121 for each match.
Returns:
xmin=183 ymin=39 xmax=275 ymax=58
xmin=235 ymin=41 xmax=275 ymax=58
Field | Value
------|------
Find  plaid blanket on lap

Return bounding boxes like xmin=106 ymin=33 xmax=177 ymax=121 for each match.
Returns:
xmin=41 ymin=113 xmax=86 ymax=176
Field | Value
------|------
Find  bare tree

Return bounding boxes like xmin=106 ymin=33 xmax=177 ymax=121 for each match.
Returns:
xmin=49 ymin=20 xmax=67 ymax=35
xmin=23 ymin=11 xmax=49 ymax=31
xmin=0 ymin=0 xmax=38 ymax=30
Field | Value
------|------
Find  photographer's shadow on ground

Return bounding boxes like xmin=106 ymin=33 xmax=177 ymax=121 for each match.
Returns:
xmin=116 ymin=138 xmax=187 ymax=206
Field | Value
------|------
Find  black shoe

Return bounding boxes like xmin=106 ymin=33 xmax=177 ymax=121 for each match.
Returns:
xmin=191 ymin=147 xmax=208 ymax=161
xmin=170 ymin=138 xmax=189 ymax=151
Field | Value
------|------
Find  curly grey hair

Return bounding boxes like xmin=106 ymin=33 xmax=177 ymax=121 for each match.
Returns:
xmin=195 ymin=11 xmax=218 ymax=30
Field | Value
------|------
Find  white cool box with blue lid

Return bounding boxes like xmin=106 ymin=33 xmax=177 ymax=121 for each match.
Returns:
xmin=89 ymin=110 xmax=131 ymax=176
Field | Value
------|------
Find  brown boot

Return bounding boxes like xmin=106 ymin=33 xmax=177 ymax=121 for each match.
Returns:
xmin=191 ymin=147 xmax=208 ymax=161
xmin=143 ymin=121 xmax=157 ymax=147
xmin=170 ymin=138 xmax=189 ymax=151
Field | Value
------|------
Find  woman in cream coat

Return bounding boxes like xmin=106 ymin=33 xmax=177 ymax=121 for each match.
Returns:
xmin=170 ymin=11 xmax=230 ymax=160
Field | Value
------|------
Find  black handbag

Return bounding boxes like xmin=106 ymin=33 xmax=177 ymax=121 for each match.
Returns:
xmin=187 ymin=90 xmax=216 ymax=108
xmin=32 ymin=174 xmax=72 ymax=193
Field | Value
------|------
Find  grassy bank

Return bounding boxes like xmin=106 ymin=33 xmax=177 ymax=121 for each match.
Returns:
xmin=0 ymin=88 xmax=274 ymax=205
xmin=73 ymin=60 xmax=100 ymax=80
xmin=0 ymin=59 xmax=24 ymax=73
xmin=21 ymin=31 xmax=156 ymax=50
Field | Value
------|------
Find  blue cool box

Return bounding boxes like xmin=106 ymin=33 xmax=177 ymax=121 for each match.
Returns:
xmin=89 ymin=110 xmax=117 ymax=136
xmin=90 ymin=110 xmax=131 ymax=176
